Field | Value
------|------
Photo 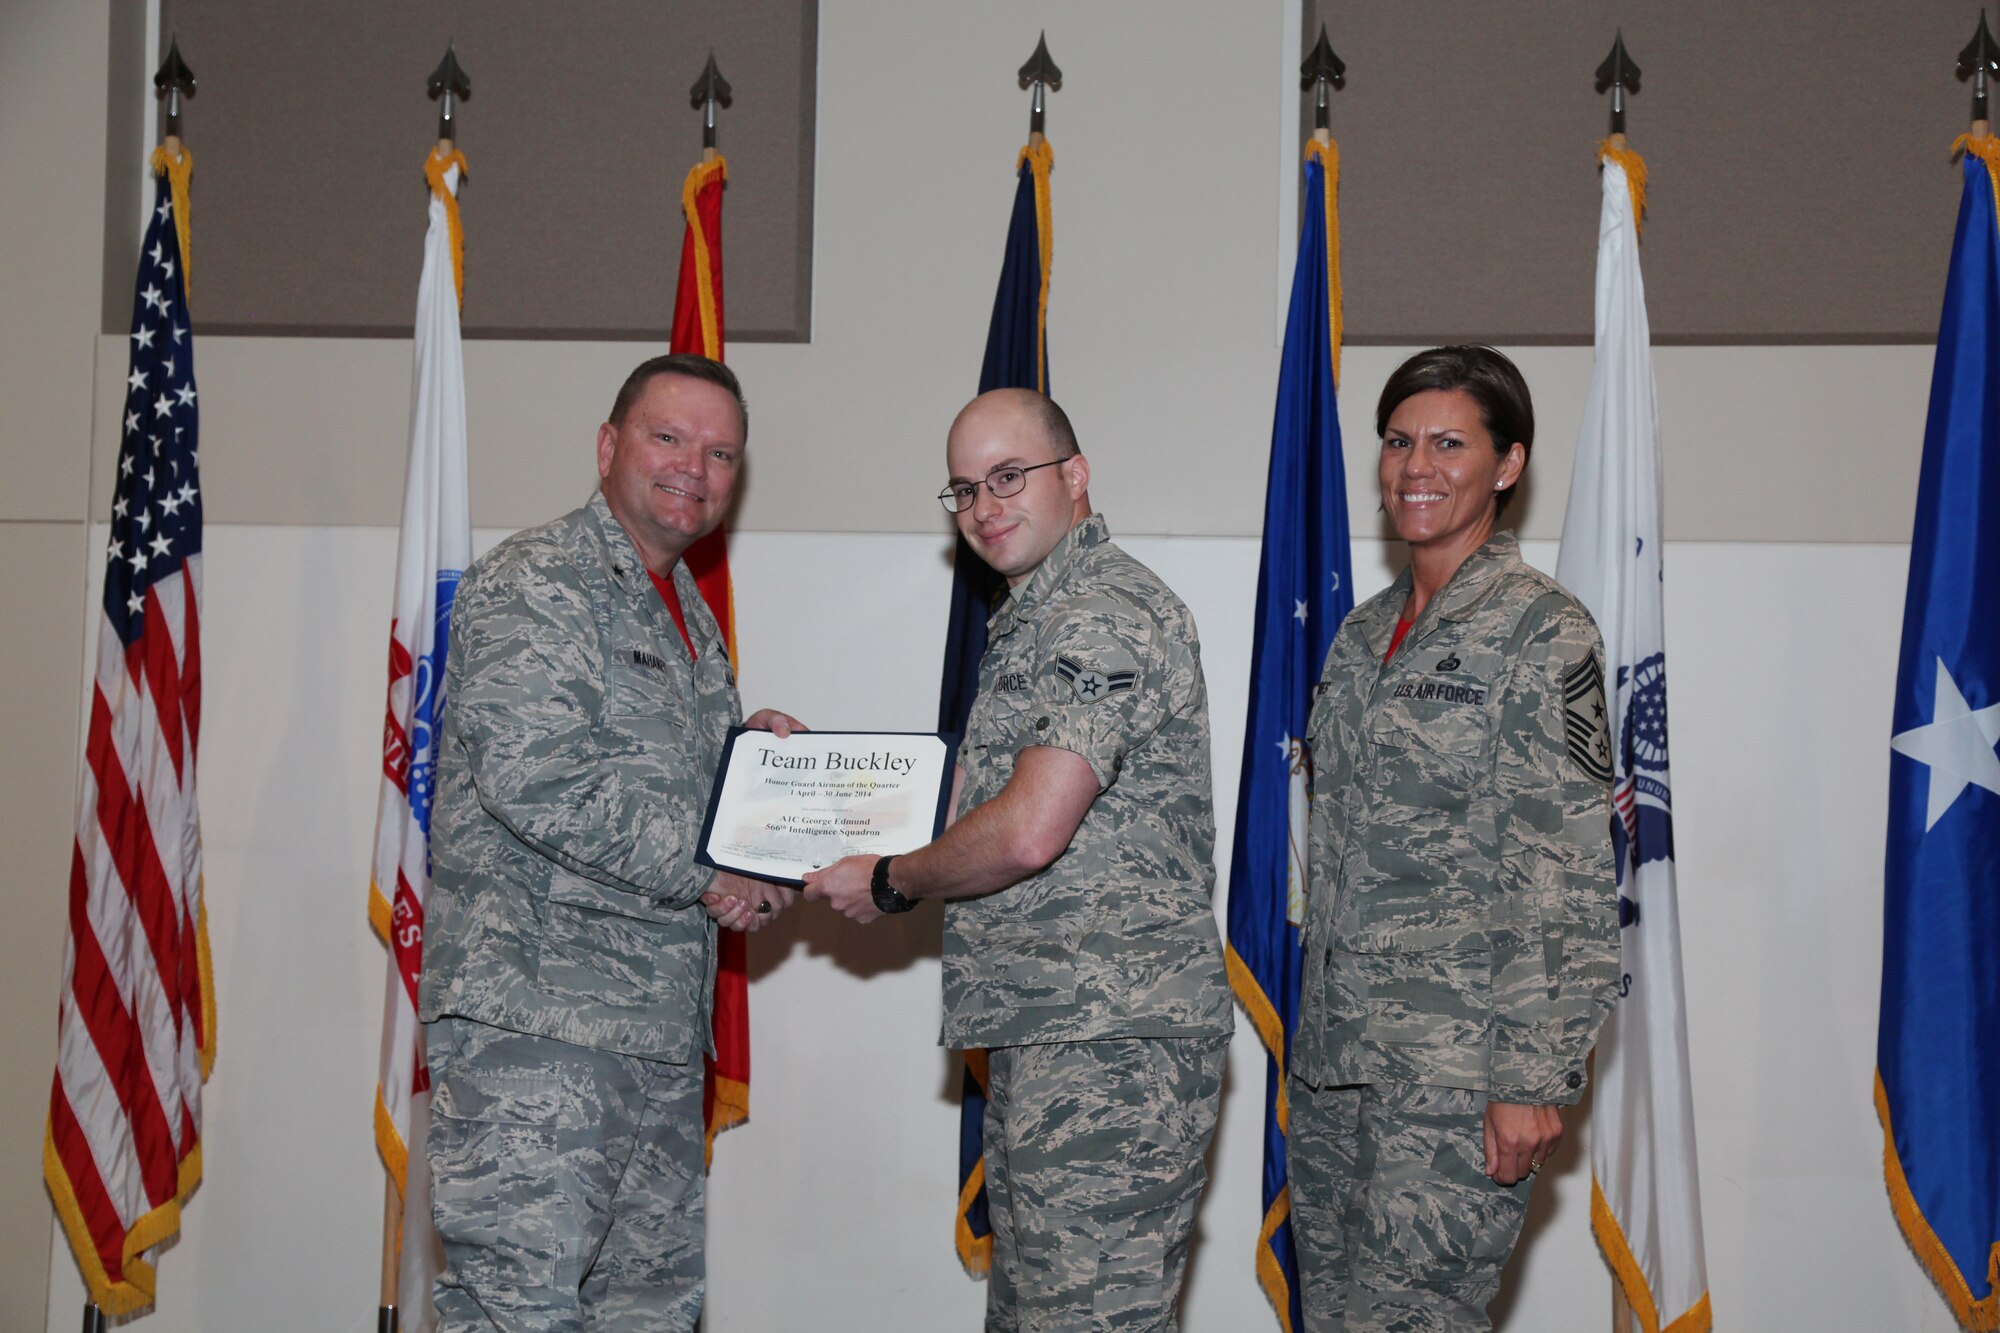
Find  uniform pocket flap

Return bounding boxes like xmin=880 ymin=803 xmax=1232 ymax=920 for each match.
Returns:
xmin=547 ymin=867 xmax=683 ymax=924
xmin=1369 ymin=701 xmax=1487 ymax=756
xmin=433 ymin=1063 xmax=581 ymax=1128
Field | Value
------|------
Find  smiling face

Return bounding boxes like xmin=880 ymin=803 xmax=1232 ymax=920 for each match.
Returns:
xmin=596 ymin=371 xmax=745 ymax=574
xmin=1378 ymin=387 xmax=1526 ymax=560
xmin=945 ymin=391 xmax=1090 ymax=586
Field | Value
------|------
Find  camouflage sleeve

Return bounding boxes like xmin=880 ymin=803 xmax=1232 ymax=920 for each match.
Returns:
xmin=1026 ymin=605 xmax=1171 ymax=789
xmin=1487 ymin=595 xmax=1620 ymax=1104
xmin=449 ymin=541 xmax=701 ymax=906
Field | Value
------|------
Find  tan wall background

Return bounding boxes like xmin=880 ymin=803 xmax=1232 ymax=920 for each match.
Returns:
xmin=0 ymin=0 xmax=1975 ymax=1328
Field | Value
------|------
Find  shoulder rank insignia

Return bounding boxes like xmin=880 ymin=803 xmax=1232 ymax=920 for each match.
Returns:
xmin=1562 ymin=655 xmax=1615 ymax=782
xmin=1055 ymin=654 xmax=1135 ymax=702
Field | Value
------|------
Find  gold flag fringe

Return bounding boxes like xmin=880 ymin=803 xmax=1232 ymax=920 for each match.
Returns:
xmin=1876 ymin=1072 xmax=2000 ymax=1330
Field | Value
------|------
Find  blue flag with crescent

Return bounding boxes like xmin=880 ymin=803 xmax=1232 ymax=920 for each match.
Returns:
xmin=1877 ymin=143 xmax=2000 ymax=1333
xmin=1226 ymin=141 xmax=1352 ymax=1332
xmin=943 ymin=138 xmax=1054 ymax=1276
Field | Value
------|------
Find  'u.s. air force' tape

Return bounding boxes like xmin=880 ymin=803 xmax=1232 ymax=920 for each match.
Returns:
xmin=1055 ymin=653 xmax=1135 ymax=703
xmin=1562 ymin=654 xmax=1614 ymax=782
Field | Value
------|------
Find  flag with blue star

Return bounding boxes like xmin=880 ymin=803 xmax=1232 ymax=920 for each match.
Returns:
xmin=1877 ymin=138 xmax=2000 ymax=1333
xmin=1225 ymin=135 xmax=1352 ymax=1333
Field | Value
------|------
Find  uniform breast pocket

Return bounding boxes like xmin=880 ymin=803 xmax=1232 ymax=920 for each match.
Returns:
xmin=1369 ymin=699 xmax=1489 ymax=795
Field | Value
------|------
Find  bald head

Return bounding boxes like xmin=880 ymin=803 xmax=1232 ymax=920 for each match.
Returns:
xmin=949 ymin=388 xmax=1079 ymax=461
xmin=944 ymin=389 xmax=1092 ymax=586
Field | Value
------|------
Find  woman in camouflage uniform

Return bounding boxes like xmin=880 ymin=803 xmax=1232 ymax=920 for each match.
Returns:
xmin=1288 ymin=345 xmax=1621 ymax=1331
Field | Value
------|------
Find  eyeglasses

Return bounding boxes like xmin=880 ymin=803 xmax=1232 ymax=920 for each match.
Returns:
xmin=937 ymin=460 xmax=1066 ymax=513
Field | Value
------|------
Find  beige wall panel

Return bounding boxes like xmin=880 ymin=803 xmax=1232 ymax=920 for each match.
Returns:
xmin=0 ymin=2 xmax=109 ymax=521
xmin=0 ymin=521 xmax=90 ymax=1333
xmin=97 ymin=337 xmax=1933 ymax=544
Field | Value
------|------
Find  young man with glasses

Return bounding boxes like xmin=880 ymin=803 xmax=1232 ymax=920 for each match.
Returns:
xmin=805 ymin=387 xmax=1232 ymax=1330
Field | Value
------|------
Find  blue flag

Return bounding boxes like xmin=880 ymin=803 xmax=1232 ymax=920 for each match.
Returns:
xmin=1226 ymin=142 xmax=1353 ymax=1332
xmin=1878 ymin=145 xmax=2000 ymax=1333
xmin=945 ymin=140 xmax=1053 ymax=1275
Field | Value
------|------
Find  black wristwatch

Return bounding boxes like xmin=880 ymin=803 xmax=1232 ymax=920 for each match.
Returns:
xmin=871 ymin=855 xmax=916 ymax=914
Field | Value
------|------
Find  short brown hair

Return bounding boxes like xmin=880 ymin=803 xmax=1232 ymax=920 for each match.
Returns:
xmin=608 ymin=354 xmax=748 ymax=437
xmin=1375 ymin=345 xmax=1534 ymax=516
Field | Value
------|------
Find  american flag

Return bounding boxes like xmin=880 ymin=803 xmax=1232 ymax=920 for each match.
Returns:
xmin=44 ymin=157 xmax=212 ymax=1317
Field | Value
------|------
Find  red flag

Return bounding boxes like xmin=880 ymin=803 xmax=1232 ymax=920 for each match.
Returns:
xmin=671 ymin=153 xmax=748 ymax=1164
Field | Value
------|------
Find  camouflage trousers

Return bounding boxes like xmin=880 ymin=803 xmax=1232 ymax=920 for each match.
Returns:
xmin=426 ymin=1016 xmax=705 ymax=1332
xmin=1288 ymin=1080 xmax=1532 ymax=1333
xmin=983 ymin=1035 xmax=1228 ymax=1333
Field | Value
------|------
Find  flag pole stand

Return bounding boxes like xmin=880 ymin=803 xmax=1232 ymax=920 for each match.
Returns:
xmin=378 ymin=1175 xmax=402 ymax=1333
xmin=81 ymin=1303 xmax=105 ymax=1333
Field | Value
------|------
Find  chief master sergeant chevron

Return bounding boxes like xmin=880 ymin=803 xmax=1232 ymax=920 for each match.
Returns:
xmin=805 ymin=388 xmax=1233 ymax=1331
xmin=417 ymin=353 xmax=799 ymax=1331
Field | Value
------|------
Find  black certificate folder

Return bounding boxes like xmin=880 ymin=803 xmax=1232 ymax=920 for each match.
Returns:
xmin=695 ymin=729 xmax=958 ymax=887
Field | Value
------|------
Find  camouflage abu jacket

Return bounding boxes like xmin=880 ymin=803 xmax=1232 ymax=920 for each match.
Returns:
xmin=1293 ymin=532 xmax=1618 ymax=1104
xmin=417 ymin=491 xmax=739 ymax=1063
xmin=941 ymin=515 xmax=1233 ymax=1049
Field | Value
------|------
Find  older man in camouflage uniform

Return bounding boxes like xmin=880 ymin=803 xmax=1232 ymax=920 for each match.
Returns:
xmin=1290 ymin=530 xmax=1620 ymax=1332
xmin=419 ymin=354 xmax=794 ymax=1331
xmin=806 ymin=388 xmax=1232 ymax=1332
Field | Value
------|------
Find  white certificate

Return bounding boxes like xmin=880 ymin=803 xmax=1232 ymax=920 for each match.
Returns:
xmin=695 ymin=729 xmax=955 ymax=886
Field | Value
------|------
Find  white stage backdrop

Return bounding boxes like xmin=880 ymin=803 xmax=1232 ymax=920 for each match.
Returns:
xmin=44 ymin=524 xmax=1956 ymax=1332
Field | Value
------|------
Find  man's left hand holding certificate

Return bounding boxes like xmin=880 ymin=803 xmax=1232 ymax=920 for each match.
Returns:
xmin=696 ymin=725 xmax=955 ymax=890
xmin=701 ymin=708 xmax=813 ymax=928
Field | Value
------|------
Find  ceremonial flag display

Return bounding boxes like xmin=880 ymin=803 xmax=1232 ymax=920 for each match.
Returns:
xmin=1225 ymin=137 xmax=1351 ymax=1332
xmin=671 ymin=150 xmax=753 ymax=1164
xmin=45 ymin=147 xmax=215 ymax=1316
xmin=368 ymin=146 xmax=471 ymax=1331
xmin=1876 ymin=137 xmax=2000 ymax=1333
xmin=1554 ymin=142 xmax=1713 ymax=1333
xmin=944 ymin=136 xmax=1054 ymax=1276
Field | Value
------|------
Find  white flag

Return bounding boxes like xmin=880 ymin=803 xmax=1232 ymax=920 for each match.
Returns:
xmin=1555 ymin=148 xmax=1712 ymax=1333
xmin=368 ymin=150 xmax=470 ymax=1331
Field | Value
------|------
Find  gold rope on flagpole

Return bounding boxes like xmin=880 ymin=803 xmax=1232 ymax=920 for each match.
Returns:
xmin=1306 ymin=136 xmax=1342 ymax=388
xmin=1017 ymin=140 xmax=1055 ymax=395
xmin=681 ymin=155 xmax=729 ymax=361
xmin=424 ymin=146 xmax=471 ymax=310
xmin=149 ymin=145 xmax=194 ymax=301
xmin=1597 ymin=136 xmax=1649 ymax=234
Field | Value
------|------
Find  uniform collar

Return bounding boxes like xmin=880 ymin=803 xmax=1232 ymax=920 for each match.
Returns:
xmin=990 ymin=512 xmax=1108 ymax=638
xmin=1358 ymin=529 xmax=1523 ymax=658
xmin=586 ymin=490 xmax=653 ymax=596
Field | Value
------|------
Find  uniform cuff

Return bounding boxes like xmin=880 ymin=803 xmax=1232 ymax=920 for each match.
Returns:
xmin=1489 ymin=1051 xmax=1588 ymax=1105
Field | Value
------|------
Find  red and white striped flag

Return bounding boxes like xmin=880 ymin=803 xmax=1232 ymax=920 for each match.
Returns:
xmin=369 ymin=146 xmax=472 ymax=1330
xmin=45 ymin=146 xmax=215 ymax=1317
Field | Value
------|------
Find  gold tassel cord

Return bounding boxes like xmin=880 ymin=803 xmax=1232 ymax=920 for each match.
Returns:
xmin=681 ymin=155 xmax=730 ymax=361
xmin=1017 ymin=140 xmax=1055 ymax=395
xmin=424 ymin=147 xmax=471 ymax=309
xmin=149 ymin=145 xmax=194 ymax=301
xmin=1956 ymin=132 xmax=2000 ymax=224
xmin=1596 ymin=138 xmax=1649 ymax=235
xmin=1305 ymin=138 xmax=1343 ymax=388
